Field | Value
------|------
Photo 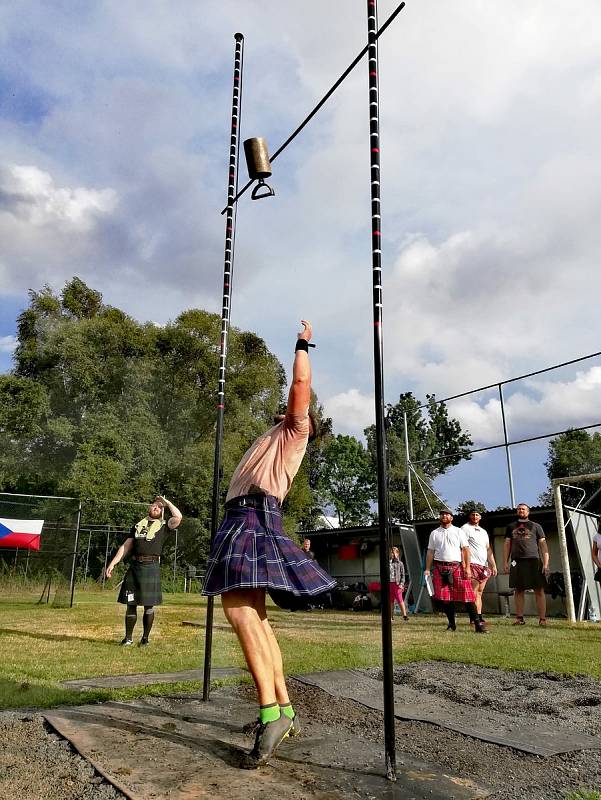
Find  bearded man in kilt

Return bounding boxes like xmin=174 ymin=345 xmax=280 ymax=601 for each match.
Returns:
xmin=106 ymin=496 xmax=182 ymax=645
xmin=424 ymin=509 xmax=486 ymax=633
xmin=202 ymin=320 xmax=336 ymax=769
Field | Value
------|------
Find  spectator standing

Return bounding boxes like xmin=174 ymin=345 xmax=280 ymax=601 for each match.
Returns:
xmin=106 ymin=496 xmax=182 ymax=646
xmin=461 ymin=511 xmax=497 ymax=626
xmin=389 ymin=546 xmax=408 ymax=621
xmin=503 ymin=503 xmax=549 ymax=626
xmin=424 ymin=509 xmax=486 ymax=633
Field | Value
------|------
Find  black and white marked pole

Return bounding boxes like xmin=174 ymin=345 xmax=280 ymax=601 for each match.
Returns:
xmin=202 ymin=32 xmax=245 ymax=702
xmin=366 ymin=0 xmax=397 ymax=781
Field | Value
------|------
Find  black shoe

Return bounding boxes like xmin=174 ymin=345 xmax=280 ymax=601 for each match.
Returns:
xmin=474 ymin=620 xmax=487 ymax=633
xmin=120 ymin=638 xmax=133 ymax=646
xmin=241 ymin=713 xmax=293 ymax=769
xmin=243 ymin=712 xmax=300 ymax=739
xmin=445 ymin=624 xmax=456 ymax=631
xmin=139 ymin=637 xmax=149 ymax=646
xmin=403 ymin=616 xmax=409 ymax=622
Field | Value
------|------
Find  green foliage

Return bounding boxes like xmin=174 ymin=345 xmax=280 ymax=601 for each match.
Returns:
xmin=456 ymin=499 xmax=487 ymax=515
xmin=1 ymin=277 xmax=297 ymax=568
xmin=316 ymin=434 xmax=375 ymax=527
xmin=542 ymin=429 xmax=601 ymax=510
xmin=365 ymin=392 xmax=472 ymax=521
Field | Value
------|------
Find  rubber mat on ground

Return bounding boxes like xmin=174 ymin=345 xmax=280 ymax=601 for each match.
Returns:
xmin=294 ymin=669 xmax=601 ymax=756
xmin=62 ymin=665 xmax=245 ymax=689
xmin=45 ymin=691 xmax=489 ymax=800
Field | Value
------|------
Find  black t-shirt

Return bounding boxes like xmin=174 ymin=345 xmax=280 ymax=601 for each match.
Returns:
xmin=126 ymin=519 xmax=170 ymax=556
xmin=505 ymin=519 xmax=545 ymax=560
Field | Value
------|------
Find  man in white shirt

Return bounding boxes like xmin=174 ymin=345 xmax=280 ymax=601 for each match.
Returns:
xmin=461 ymin=510 xmax=497 ymax=627
xmin=424 ymin=508 xmax=486 ymax=633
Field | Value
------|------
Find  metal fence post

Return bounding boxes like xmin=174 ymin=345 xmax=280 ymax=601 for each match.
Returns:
xmin=403 ymin=410 xmax=414 ymax=520
xmin=498 ymin=384 xmax=516 ymax=507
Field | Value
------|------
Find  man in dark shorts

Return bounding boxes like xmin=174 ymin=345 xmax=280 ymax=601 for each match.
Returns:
xmin=202 ymin=320 xmax=336 ymax=769
xmin=503 ymin=503 xmax=549 ymax=626
xmin=106 ymin=496 xmax=182 ymax=645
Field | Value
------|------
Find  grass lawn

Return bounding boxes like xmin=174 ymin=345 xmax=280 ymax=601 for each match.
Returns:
xmin=0 ymin=586 xmax=600 ymax=710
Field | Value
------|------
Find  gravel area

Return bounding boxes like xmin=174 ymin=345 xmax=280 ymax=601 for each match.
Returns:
xmin=2 ymin=661 xmax=601 ymax=799
xmin=0 ymin=713 xmax=125 ymax=800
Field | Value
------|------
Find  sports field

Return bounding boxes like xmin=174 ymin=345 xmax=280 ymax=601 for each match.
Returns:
xmin=1 ymin=587 xmax=600 ymax=709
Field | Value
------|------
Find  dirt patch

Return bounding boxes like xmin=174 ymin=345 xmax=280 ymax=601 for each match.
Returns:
xmin=2 ymin=662 xmax=601 ymax=800
xmin=0 ymin=713 xmax=124 ymax=800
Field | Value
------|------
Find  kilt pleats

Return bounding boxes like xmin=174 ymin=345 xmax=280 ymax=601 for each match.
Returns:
xmin=118 ymin=561 xmax=162 ymax=606
xmin=202 ymin=497 xmax=336 ymax=598
xmin=432 ymin=561 xmax=476 ymax=603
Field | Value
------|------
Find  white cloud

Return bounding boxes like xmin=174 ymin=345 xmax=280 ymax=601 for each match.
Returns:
xmin=324 ymin=389 xmax=374 ymax=436
xmin=0 ymin=164 xmax=117 ymax=230
xmin=449 ymin=366 xmax=601 ymax=447
xmin=0 ymin=335 xmax=16 ymax=354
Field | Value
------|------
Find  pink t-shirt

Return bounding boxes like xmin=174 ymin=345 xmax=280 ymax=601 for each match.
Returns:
xmin=226 ymin=413 xmax=310 ymax=504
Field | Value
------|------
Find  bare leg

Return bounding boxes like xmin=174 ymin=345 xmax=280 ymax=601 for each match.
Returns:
xmin=221 ymin=589 xmax=277 ymax=706
xmin=473 ymin=580 xmax=487 ymax=615
xmin=534 ymin=587 xmax=546 ymax=620
xmin=261 ymin=617 xmax=290 ymax=705
xmin=514 ymin=589 xmax=525 ymax=618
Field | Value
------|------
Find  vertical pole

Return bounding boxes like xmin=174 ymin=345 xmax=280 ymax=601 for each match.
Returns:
xmin=84 ymin=530 xmax=92 ymax=584
xmin=203 ymin=32 xmax=245 ymax=702
xmin=101 ymin=526 xmax=110 ymax=589
xmin=25 ymin=550 xmax=30 ymax=578
xmin=69 ymin=501 xmax=82 ymax=608
xmin=403 ymin=411 xmax=414 ymax=521
xmin=552 ymin=482 xmax=576 ymax=623
xmin=173 ymin=527 xmax=178 ymax=585
xmin=14 ymin=548 xmax=19 ymax=571
xmin=499 ymin=384 xmax=515 ymax=507
xmin=366 ymin=0 xmax=396 ymax=781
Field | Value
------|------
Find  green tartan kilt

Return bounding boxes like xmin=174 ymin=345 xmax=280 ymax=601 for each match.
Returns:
xmin=118 ymin=561 xmax=162 ymax=606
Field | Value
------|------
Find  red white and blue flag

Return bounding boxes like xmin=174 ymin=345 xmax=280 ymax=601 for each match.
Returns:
xmin=0 ymin=518 xmax=44 ymax=551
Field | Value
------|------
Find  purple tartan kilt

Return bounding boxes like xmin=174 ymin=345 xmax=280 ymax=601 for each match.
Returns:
xmin=432 ymin=561 xmax=476 ymax=603
xmin=202 ymin=496 xmax=337 ymax=601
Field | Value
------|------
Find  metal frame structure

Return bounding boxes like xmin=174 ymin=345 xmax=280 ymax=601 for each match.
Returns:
xmin=402 ymin=350 xmax=601 ymax=519
xmin=0 ymin=491 xmax=148 ymax=605
xmin=552 ymin=471 xmax=601 ymax=623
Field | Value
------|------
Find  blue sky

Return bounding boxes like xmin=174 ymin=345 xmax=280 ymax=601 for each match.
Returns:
xmin=2 ymin=1 xmax=601 ymax=510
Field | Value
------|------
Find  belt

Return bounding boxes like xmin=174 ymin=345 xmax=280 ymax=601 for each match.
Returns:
xmin=134 ymin=554 xmax=160 ymax=562
xmin=225 ymin=494 xmax=279 ymax=511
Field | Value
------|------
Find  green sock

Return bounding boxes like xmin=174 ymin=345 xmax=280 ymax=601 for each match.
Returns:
xmin=281 ymin=702 xmax=295 ymax=720
xmin=259 ymin=703 xmax=280 ymax=724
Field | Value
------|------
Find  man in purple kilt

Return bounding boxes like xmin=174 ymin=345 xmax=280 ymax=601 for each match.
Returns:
xmin=424 ymin=509 xmax=486 ymax=633
xmin=202 ymin=320 xmax=336 ymax=768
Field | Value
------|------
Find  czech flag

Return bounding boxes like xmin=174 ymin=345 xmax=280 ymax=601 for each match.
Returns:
xmin=0 ymin=518 xmax=44 ymax=551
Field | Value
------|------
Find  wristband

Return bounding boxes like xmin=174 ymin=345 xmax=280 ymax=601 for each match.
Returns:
xmin=295 ymin=339 xmax=309 ymax=352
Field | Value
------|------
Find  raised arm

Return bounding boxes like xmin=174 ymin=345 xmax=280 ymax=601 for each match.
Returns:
xmin=286 ymin=320 xmax=312 ymax=417
xmin=157 ymin=495 xmax=183 ymax=530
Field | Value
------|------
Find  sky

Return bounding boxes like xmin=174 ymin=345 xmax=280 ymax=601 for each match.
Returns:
xmin=2 ymin=0 xmax=601 ymax=511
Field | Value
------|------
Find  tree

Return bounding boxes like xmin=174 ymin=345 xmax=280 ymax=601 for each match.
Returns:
xmin=2 ymin=277 xmax=309 ymax=568
xmin=456 ymin=499 xmax=487 ymax=515
xmin=316 ymin=435 xmax=375 ymax=527
xmin=541 ymin=429 xmax=601 ymax=511
xmin=365 ymin=392 xmax=472 ymax=521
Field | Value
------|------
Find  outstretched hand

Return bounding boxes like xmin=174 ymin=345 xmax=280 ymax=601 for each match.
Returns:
xmin=298 ymin=319 xmax=312 ymax=343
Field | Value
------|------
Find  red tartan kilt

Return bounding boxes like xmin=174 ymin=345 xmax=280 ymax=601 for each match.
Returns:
xmin=433 ymin=561 xmax=476 ymax=603
xmin=470 ymin=563 xmax=491 ymax=583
